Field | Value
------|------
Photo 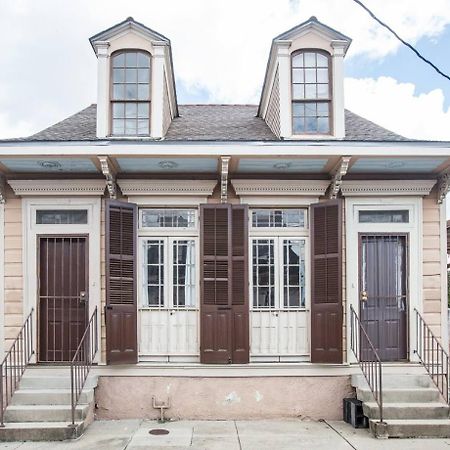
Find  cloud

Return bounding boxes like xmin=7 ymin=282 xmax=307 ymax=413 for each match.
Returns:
xmin=345 ymin=76 xmax=450 ymax=140
xmin=0 ymin=0 xmax=449 ymax=138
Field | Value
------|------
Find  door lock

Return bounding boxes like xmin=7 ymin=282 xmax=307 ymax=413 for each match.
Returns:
xmin=80 ymin=291 xmax=87 ymax=304
xmin=360 ymin=290 xmax=368 ymax=302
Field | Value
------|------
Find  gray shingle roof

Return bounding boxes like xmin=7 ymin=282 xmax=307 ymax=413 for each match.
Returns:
xmin=15 ymin=104 xmax=410 ymax=142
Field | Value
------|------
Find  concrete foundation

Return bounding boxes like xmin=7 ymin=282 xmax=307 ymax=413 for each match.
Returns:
xmin=94 ymin=376 xmax=352 ymax=421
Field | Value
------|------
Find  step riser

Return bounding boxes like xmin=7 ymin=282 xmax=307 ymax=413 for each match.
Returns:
xmin=11 ymin=391 xmax=93 ymax=406
xmin=370 ymin=420 xmax=450 ymax=439
xmin=364 ymin=405 xmax=450 ymax=420
xmin=20 ymin=378 xmax=97 ymax=389
xmin=357 ymin=389 xmax=441 ymax=403
xmin=5 ymin=408 xmax=87 ymax=423
xmin=0 ymin=424 xmax=84 ymax=441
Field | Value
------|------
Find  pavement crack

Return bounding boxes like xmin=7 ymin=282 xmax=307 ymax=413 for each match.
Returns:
xmin=234 ymin=420 xmax=242 ymax=450
xmin=322 ymin=420 xmax=358 ymax=450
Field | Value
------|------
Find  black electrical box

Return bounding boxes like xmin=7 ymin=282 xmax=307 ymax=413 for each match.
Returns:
xmin=343 ymin=398 xmax=369 ymax=428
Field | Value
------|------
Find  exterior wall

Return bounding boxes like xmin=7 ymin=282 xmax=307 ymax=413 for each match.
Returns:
xmin=264 ymin=67 xmax=281 ymax=138
xmin=422 ymin=189 xmax=445 ymax=340
xmin=3 ymin=191 xmax=23 ymax=351
xmin=95 ymin=375 xmax=352 ymax=420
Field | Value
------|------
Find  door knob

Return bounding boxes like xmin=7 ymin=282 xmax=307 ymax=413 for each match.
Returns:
xmin=360 ymin=291 xmax=368 ymax=302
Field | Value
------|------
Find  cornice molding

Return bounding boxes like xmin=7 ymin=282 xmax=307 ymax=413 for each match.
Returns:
xmin=340 ymin=180 xmax=436 ymax=197
xmin=98 ymin=156 xmax=117 ymax=199
xmin=328 ymin=156 xmax=351 ymax=199
xmin=231 ymin=179 xmax=329 ymax=196
xmin=118 ymin=179 xmax=217 ymax=196
xmin=8 ymin=179 xmax=107 ymax=196
xmin=220 ymin=156 xmax=230 ymax=203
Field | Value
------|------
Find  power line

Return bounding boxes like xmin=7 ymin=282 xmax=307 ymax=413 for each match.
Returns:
xmin=351 ymin=0 xmax=450 ymax=82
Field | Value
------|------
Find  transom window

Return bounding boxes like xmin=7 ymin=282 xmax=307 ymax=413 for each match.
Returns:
xmin=111 ymin=50 xmax=151 ymax=136
xmin=252 ymin=209 xmax=306 ymax=229
xmin=36 ymin=209 xmax=88 ymax=225
xmin=292 ymin=50 xmax=331 ymax=134
xmin=140 ymin=209 xmax=196 ymax=229
xmin=142 ymin=238 xmax=196 ymax=308
xmin=359 ymin=210 xmax=410 ymax=224
xmin=252 ymin=238 xmax=306 ymax=309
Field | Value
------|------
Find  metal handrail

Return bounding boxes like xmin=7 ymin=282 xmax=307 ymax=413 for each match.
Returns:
xmin=70 ymin=307 xmax=98 ymax=425
xmin=0 ymin=308 xmax=34 ymax=427
xmin=414 ymin=308 xmax=449 ymax=403
xmin=350 ymin=305 xmax=384 ymax=423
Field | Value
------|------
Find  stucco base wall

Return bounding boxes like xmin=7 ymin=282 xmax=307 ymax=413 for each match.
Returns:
xmin=95 ymin=376 xmax=352 ymax=420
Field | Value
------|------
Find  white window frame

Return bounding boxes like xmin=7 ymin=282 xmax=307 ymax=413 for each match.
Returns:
xmin=138 ymin=236 xmax=199 ymax=311
xmin=250 ymin=208 xmax=308 ymax=231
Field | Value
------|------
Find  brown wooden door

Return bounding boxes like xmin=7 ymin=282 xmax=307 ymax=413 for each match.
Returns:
xmin=38 ymin=236 xmax=88 ymax=362
xmin=360 ymin=234 xmax=408 ymax=361
xmin=200 ymin=204 xmax=249 ymax=364
xmin=105 ymin=200 xmax=138 ymax=365
xmin=310 ymin=200 xmax=343 ymax=363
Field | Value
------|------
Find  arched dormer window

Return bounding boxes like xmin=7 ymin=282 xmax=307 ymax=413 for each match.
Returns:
xmin=291 ymin=50 xmax=331 ymax=134
xmin=111 ymin=50 xmax=151 ymax=136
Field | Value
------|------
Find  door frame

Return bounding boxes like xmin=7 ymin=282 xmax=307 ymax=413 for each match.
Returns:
xmin=36 ymin=234 xmax=89 ymax=363
xmin=22 ymin=197 xmax=101 ymax=364
xmin=345 ymin=197 xmax=422 ymax=364
xmin=358 ymin=232 xmax=409 ymax=361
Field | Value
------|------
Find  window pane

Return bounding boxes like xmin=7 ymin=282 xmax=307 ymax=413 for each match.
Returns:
xmin=144 ymin=240 xmax=164 ymax=307
xmin=173 ymin=240 xmax=196 ymax=307
xmin=36 ymin=210 xmax=88 ymax=224
xmin=316 ymin=53 xmax=328 ymax=67
xmin=304 ymin=52 xmax=316 ymax=67
xmin=293 ymin=117 xmax=305 ymax=134
xmin=292 ymin=53 xmax=304 ymax=68
xmin=138 ymin=84 xmax=150 ymax=100
xmin=137 ymin=119 xmax=149 ymax=134
xmin=305 ymin=84 xmax=317 ymax=99
xmin=138 ymin=52 xmax=150 ymax=68
xmin=112 ymin=53 xmax=125 ymax=67
xmin=317 ymin=102 xmax=329 ymax=116
xmin=317 ymin=84 xmax=329 ymax=99
xmin=112 ymin=103 xmax=125 ymax=119
xmin=141 ymin=209 xmax=196 ymax=228
xmin=283 ymin=240 xmax=305 ymax=308
xmin=252 ymin=240 xmax=275 ymax=308
xmin=138 ymin=68 xmax=150 ymax=83
xmin=113 ymin=69 xmax=125 ymax=83
xmin=317 ymin=117 xmax=330 ymax=133
xmin=112 ymin=84 xmax=124 ymax=100
xmin=138 ymin=103 xmax=149 ymax=118
xmin=317 ymin=68 xmax=329 ymax=83
xmin=304 ymin=68 xmax=316 ymax=83
xmin=112 ymin=119 xmax=125 ymax=135
xmin=292 ymin=84 xmax=305 ymax=100
xmin=252 ymin=209 xmax=306 ymax=228
xmin=125 ymin=68 xmax=138 ymax=83
xmin=292 ymin=103 xmax=305 ymax=117
xmin=359 ymin=210 xmax=409 ymax=223
xmin=124 ymin=119 xmax=137 ymax=135
xmin=292 ymin=69 xmax=304 ymax=83
xmin=126 ymin=52 xmax=137 ymax=67
xmin=304 ymin=103 xmax=316 ymax=117
xmin=125 ymin=102 xmax=137 ymax=118
xmin=305 ymin=116 xmax=318 ymax=132
xmin=125 ymin=84 xmax=137 ymax=100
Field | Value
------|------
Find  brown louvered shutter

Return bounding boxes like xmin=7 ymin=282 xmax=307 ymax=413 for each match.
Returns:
xmin=105 ymin=199 xmax=138 ymax=364
xmin=231 ymin=205 xmax=249 ymax=363
xmin=310 ymin=199 xmax=343 ymax=363
xmin=200 ymin=204 xmax=249 ymax=364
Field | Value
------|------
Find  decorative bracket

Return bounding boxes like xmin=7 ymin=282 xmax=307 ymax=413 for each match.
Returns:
xmin=328 ymin=156 xmax=351 ymax=199
xmin=98 ymin=156 xmax=117 ymax=199
xmin=220 ymin=156 xmax=231 ymax=203
xmin=437 ymin=172 xmax=450 ymax=204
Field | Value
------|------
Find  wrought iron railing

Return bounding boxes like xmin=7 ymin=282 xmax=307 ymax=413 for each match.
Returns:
xmin=414 ymin=308 xmax=449 ymax=403
xmin=70 ymin=307 xmax=98 ymax=425
xmin=0 ymin=308 xmax=34 ymax=427
xmin=350 ymin=305 xmax=383 ymax=422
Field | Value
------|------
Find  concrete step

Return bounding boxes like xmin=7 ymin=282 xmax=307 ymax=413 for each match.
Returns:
xmin=0 ymin=421 xmax=84 ymax=441
xmin=363 ymin=401 xmax=449 ymax=420
xmin=356 ymin=387 xmax=441 ymax=403
xmin=352 ymin=373 xmax=433 ymax=389
xmin=4 ymin=404 xmax=89 ymax=423
xmin=370 ymin=419 xmax=450 ymax=438
xmin=11 ymin=388 xmax=94 ymax=406
xmin=19 ymin=375 xmax=97 ymax=390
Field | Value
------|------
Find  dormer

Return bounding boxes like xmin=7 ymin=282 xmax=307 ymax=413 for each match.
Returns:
xmin=258 ymin=17 xmax=351 ymax=140
xmin=90 ymin=17 xmax=178 ymax=139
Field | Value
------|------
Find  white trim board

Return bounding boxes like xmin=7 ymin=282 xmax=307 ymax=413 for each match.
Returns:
xmin=22 ymin=197 xmax=102 ymax=363
xmin=8 ymin=179 xmax=106 ymax=196
xmin=345 ymin=197 xmax=423 ymax=364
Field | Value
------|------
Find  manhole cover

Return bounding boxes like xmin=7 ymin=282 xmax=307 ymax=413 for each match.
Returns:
xmin=149 ymin=429 xmax=170 ymax=435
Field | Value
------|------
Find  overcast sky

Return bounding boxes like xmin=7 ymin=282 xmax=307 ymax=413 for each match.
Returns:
xmin=1 ymin=0 xmax=450 ymax=141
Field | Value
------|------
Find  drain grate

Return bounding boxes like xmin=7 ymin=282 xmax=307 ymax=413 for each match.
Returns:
xmin=149 ymin=429 xmax=170 ymax=435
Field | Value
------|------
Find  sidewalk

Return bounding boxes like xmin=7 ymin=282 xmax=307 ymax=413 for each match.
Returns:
xmin=1 ymin=419 xmax=450 ymax=449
